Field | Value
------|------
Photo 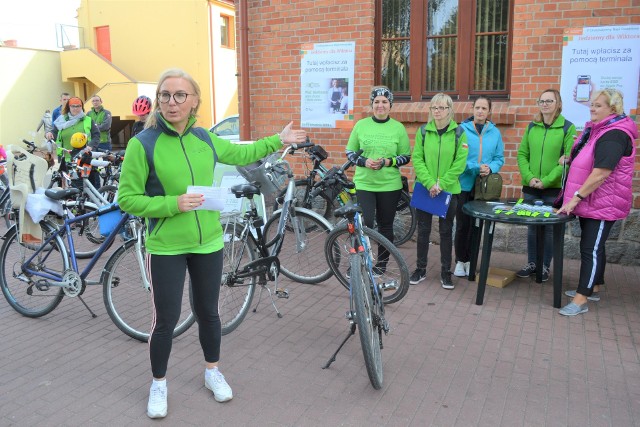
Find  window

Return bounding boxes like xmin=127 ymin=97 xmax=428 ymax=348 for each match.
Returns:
xmin=220 ymin=14 xmax=234 ymax=49
xmin=377 ymin=0 xmax=512 ymax=100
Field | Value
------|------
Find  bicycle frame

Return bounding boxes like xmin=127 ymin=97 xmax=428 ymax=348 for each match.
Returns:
xmin=19 ymin=206 xmax=131 ymax=287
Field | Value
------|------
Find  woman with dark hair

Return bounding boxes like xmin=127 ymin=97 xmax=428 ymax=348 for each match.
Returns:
xmin=557 ymin=88 xmax=637 ymax=316
xmin=516 ymin=89 xmax=576 ymax=282
xmin=453 ymin=96 xmax=504 ymax=277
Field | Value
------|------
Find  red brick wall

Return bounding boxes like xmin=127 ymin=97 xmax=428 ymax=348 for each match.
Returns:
xmin=240 ymin=0 xmax=640 ymax=202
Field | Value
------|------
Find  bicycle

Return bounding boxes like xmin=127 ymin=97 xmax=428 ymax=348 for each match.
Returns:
xmin=273 ymin=141 xmax=416 ymax=246
xmin=219 ymin=142 xmax=334 ymax=334
xmin=322 ymin=201 xmax=407 ymax=389
xmin=0 ymin=188 xmax=195 ymax=342
xmin=306 ymin=150 xmax=410 ymax=304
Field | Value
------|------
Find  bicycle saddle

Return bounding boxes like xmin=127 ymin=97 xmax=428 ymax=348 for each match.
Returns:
xmin=230 ymin=183 xmax=261 ymax=198
xmin=333 ymin=203 xmax=362 ymax=218
xmin=44 ymin=188 xmax=81 ymax=200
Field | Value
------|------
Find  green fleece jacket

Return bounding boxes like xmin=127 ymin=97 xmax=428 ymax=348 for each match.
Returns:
xmin=118 ymin=114 xmax=282 ymax=255
xmin=517 ymin=115 xmax=576 ymax=189
xmin=413 ymin=120 xmax=468 ymax=194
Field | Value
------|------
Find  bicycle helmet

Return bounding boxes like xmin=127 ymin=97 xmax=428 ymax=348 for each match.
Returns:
xmin=70 ymin=132 xmax=87 ymax=149
xmin=132 ymin=95 xmax=152 ymax=116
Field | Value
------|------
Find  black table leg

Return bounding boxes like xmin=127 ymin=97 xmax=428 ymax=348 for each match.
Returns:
xmin=535 ymin=225 xmax=544 ymax=283
xmin=552 ymin=223 xmax=566 ymax=308
xmin=468 ymin=217 xmax=484 ymax=281
xmin=475 ymin=220 xmax=495 ymax=306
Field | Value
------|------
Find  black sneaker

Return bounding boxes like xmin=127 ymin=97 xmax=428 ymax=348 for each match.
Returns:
xmin=372 ymin=266 xmax=385 ymax=278
xmin=441 ymin=271 xmax=454 ymax=290
xmin=409 ymin=268 xmax=426 ymax=285
xmin=541 ymin=265 xmax=550 ymax=282
xmin=516 ymin=262 xmax=536 ymax=278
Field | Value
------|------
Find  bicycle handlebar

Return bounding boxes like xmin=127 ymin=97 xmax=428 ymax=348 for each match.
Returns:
xmin=309 ymin=149 xmax=363 ymax=198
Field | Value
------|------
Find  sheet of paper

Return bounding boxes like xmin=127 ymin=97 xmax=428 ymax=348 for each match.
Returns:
xmin=187 ymin=185 xmax=228 ymax=211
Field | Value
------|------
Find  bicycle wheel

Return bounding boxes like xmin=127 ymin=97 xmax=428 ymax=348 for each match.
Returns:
xmin=102 ymin=239 xmax=196 ymax=342
xmin=392 ymin=191 xmax=416 ymax=246
xmin=273 ymin=179 xmax=333 ymax=219
xmin=220 ymin=220 xmax=256 ymax=335
xmin=263 ymin=208 xmax=333 ymax=284
xmin=325 ymin=224 xmax=409 ymax=304
xmin=351 ymin=253 xmax=383 ymax=390
xmin=0 ymin=223 xmax=68 ymax=317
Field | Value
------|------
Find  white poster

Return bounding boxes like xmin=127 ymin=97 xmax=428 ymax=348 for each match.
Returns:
xmin=560 ymin=25 xmax=640 ymax=131
xmin=300 ymin=41 xmax=355 ymax=129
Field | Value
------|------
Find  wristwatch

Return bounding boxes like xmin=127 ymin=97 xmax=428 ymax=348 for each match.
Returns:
xmin=574 ymin=191 xmax=584 ymax=200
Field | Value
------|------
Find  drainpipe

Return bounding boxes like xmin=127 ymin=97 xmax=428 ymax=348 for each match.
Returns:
xmin=238 ymin=0 xmax=251 ymax=141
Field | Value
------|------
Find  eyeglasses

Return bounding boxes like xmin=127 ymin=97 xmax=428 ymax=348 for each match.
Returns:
xmin=69 ymin=105 xmax=83 ymax=108
xmin=158 ymin=92 xmax=195 ymax=104
xmin=430 ymin=106 xmax=449 ymax=112
xmin=537 ymin=99 xmax=555 ymax=106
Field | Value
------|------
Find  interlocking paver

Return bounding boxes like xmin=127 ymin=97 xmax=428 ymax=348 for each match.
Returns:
xmin=1 ymin=233 xmax=640 ymax=426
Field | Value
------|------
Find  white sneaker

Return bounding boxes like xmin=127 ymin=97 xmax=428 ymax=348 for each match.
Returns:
xmin=147 ymin=381 xmax=168 ymax=419
xmin=453 ymin=261 xmax=466 ymax=277
xmin=205 ymin=367 xmax=233 ymax=402
xmin=464 ymin=262 xmax=470 ymax=276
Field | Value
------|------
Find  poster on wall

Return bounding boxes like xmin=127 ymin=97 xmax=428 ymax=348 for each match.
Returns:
xmin=300 ymin=41 xmax=355 ymax=129
xmin=560 ymin=25 xmax=640 ymax=131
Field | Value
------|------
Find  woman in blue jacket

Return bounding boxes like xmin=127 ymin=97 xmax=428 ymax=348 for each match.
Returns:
xmin=453 ymin=96 xmax=504 ymax=277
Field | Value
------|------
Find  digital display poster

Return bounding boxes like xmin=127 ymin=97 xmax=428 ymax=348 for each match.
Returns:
xmin=300 ymin=41 xmax=355 ymax=129
xmin=560 ymin=25 xmax=640 ymax=131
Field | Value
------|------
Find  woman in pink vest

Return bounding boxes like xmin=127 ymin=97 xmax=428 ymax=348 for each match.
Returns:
xmin=557 ymin=88 xmax=638 ymax=316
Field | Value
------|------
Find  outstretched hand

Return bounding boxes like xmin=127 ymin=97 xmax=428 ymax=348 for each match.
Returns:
xmin=279 ymin=121 xmax=307 ymax=144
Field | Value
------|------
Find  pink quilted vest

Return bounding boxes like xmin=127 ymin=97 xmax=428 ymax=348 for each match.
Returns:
xmin=563 ymin=114 xmax=638 ymax=221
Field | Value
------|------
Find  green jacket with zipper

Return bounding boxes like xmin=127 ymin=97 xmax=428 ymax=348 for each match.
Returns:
xmin=118 ymin=114 xmax=282 ymax=255
xmin=413 ymin=120 xmax=468 ymax=194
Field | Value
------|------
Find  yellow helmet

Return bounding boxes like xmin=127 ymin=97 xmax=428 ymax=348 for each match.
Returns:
xmin=70 ymin=132 xmax=88 ymax=149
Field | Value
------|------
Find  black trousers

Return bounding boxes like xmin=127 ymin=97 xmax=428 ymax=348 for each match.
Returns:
xmin=454 ymin=190 xmax=474 ymax=263
xmin=356 ymin=189 xmax=401 ymax=265
xmin=415 ymin=194 xmax=458 ymax=272
xmin=148 ymin=250 xmax=223 ymax=378
xmin=576 ymin=217 xmax=613 ymax=297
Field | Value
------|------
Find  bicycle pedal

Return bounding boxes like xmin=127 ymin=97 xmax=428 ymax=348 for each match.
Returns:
xmin=275 ymin=288 xmax=289 ymax=298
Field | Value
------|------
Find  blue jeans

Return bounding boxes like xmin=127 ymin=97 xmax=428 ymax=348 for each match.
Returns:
xmin=523 ymin=192 xmax=557 ymax=268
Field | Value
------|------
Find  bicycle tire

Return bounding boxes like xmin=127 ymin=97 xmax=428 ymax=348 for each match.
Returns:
xmin=263 ymin=208 xmax=334 ymax=284
xmin=102 ymin=239 xmax=196 ymax=342
xmin=220 ymin=221 xmax=256 ymax=335
xmin=392 ymin=191 xmax=416 ymax=246
xmin=273 ymin=179 xmax=333 ymax=219
xmin=0 ymin=223 xmax=68 ymax=317
xmin=350 ymin=253 xmax=383 ymax=390
xmin=324 ymin=224 xmax=409 ymax=304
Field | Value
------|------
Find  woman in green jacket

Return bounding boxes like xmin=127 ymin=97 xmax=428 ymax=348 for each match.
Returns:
xmin=516 ymin=88 xmax=576 ymax=281
xmin=118 ymin=68 xmax=307 ymax=419
xmin=410 ymin=93 xmax=468 ymax=289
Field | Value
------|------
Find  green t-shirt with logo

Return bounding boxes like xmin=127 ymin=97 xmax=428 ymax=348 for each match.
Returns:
xmin=346 ymin=117 xmax=410 ymax=192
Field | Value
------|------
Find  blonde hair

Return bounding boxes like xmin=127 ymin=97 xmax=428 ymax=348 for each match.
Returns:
xmin=428 ymin=93 xmax=454 ymax=123
xmin=534 ymin=88 xmax=562 ymax=124
xmin=145 ymin=68 xmax=201 ymax=129
xmin=591 ymin=88 xmax=624 ymax=115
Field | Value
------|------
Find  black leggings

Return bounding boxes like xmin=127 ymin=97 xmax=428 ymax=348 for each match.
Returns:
xmin=148 ymin=250 xmax=223 ymax=378
xmin=356 ymin=189 xmax=401 ymax=264
xmin=576 ymin=217 xmax=613 ymax=297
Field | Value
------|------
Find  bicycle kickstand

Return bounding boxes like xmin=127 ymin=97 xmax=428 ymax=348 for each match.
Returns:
xmin=252 ymin=274 xmax=283 ymax=319
xmin=322 ymin=320 xmax=356 ymax=369
xmin=77 ymin=295 xmax=98 ymax=318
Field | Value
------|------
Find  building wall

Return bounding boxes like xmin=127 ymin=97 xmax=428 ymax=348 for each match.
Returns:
xmin=241 ymin=0 xmax=640 ymax=263
xmin=0 ymin=47 xmax=74 ymax=148
xmin=76 ymin=0 xmax=237 ymax=128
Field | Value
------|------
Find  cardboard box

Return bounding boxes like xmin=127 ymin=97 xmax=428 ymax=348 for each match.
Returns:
xmin=486 ymin=267 xmax=516 ymax=288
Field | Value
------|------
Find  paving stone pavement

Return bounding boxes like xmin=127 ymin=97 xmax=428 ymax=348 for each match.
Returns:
xmin=1 ymin=235 xmax=640 ymax=426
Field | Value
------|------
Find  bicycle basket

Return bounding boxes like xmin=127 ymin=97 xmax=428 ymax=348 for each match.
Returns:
xmin=235 ymin=152 xmax=287 ymax=195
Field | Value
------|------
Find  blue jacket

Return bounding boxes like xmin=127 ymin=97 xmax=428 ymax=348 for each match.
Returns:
xmin=458 ymin=118 xmax=505 ymax=191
